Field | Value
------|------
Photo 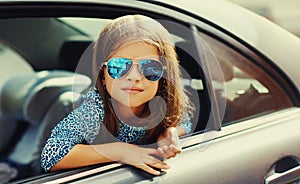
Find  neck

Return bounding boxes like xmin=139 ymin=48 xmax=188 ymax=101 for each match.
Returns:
xmin=112 ymin=101 xmax=149 ymax=126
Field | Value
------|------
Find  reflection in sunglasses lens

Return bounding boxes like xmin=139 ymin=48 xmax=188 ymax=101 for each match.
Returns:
xmin=106 ymin=58 xmax=163 ymax=81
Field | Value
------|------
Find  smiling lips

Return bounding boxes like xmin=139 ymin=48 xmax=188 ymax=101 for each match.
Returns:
xmin=122 ymin=87 xmax=144 ymax=94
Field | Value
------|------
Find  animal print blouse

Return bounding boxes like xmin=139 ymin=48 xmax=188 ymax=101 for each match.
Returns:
xmin=40 ymin=87 xmax=192 ymax=171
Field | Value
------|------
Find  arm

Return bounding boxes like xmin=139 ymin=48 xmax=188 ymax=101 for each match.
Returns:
xmin=41 ymin=89 xmax=104 ymax=172
xmin=41 ymin=89 xmax=169 ymax=175
xmin=49 ymin=144 xmax=112 ymax=171
xmin=51 ymin=142 xmax=169 ymax=175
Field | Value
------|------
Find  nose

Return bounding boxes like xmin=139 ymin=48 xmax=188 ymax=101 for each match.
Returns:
xmin=126 ymin=64 xmax=143 ymax=82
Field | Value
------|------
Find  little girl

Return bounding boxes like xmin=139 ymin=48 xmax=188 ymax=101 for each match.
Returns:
xmin=41 ymin=14 xmax=194 ymax=175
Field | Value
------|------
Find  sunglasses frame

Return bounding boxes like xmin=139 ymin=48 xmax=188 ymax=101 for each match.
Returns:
xmin=103 ymin=57 xmax=166 ymax=81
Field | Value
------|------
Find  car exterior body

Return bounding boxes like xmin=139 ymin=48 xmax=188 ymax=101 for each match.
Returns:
xmin=0 ymin=0 xmax=300 ymax=183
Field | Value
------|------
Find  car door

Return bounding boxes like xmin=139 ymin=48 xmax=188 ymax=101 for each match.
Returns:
xmin=69 ymin=15 xmax=300 ymax=184
xmin=149 ymin=25 xmax=300 ymax=183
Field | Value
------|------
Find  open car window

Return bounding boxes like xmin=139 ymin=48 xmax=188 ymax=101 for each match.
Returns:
xmin=0 ymin=15 xmax=206 ymax=182
xmin=197 ymin=31 xmax=294 ymax=126
xmin=58 ymin=17 xmax=109 ymax=38
xmin=0 ymin=42 xmax=33 ymax=84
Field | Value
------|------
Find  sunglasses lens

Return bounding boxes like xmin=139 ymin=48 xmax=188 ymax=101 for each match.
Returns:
xmin=107 ymin=58 xmax=132 ymax=79
xmin=140 ymin=59 xmax=164 ymax=81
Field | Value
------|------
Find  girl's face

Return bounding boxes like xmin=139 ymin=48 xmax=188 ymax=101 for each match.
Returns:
xmin=103 ymin=42 xmax=160 ymax=109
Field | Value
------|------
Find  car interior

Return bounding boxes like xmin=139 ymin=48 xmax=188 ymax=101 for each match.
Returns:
xmin=0 ymin=16 xmax=213 ymax=181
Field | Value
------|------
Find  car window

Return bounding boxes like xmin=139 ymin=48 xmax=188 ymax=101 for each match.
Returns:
xmin=0 ymin=16 xmax=195 ymax=182
xmin=0 ymin=42 xmax=33 ymax=86
xmin=58 ymin=17 xmax=110 ymax=38
xmin=197 ymin=32 xmax=293 ymax=126
xmin=59 ymin=17 xmax=185 ymax=43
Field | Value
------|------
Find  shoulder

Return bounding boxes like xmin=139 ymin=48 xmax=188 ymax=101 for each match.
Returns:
xmin=77 ymin=86 xmax=103 ymax=106
xmin=75 ymin=86 xmax=104 ymax=122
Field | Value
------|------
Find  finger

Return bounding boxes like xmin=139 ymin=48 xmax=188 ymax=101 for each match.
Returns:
xmin=157 ymin=139 xmax=168 ymax=148
xmin=163 ymin=146 xmax=173 ymax=158
xmin=157 ymin=146 xmax=168 ymax=158
xmin=169 ymin=144 xmax=182 ymax=154
xmin=147 ymin=148 xmax=162 ymax=158
xmin=166 ymin=145 xmax=181 ymax=159
xmin=170 ymin=134 xmax=178 ymax=145
xmin=171 ymin=133 xmax=181 ymax=147
xmin=162 ymin=145 xmax=176 ymax=159
xmin=145 ymin=156 xmax=170 ymax=170
xmin=135 ymin=164 xmax=161 ymax=175
xmin=167 ymin=148 xmax=178 ymax=158
xmin=157 ymin=147 xmax=164 ymax=156
xmin=157 ymin=147 xmax=171 ymax=159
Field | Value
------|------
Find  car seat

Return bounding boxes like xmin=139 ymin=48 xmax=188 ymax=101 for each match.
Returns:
xmin=59 ymin=38 xmax=95 ymax=80
xmin=0 ymin=70 xmax=91 ymax=181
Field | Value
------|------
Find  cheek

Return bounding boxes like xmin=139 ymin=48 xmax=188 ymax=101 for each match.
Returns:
xmin=106 ymin=81 xmax=119 ymax=97
xmin=103 ymin=70 xmax=115 ymax=96
xmin=145 ymin=81 xmax=159 ymax=97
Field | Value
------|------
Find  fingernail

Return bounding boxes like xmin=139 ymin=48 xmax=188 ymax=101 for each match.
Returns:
xmin=154 ymin=171 xmax=161 ymax=175
xmin=164 ymin=164 xmax=170 ymax=169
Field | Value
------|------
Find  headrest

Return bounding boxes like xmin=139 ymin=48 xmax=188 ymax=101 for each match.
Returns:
xmin=175 ymin=41 xmax=202 ymax=79
xmin=0 ymin=70 xmax=91 ymax=124
xmin=59 ymin=38 xmax=93 ymax=72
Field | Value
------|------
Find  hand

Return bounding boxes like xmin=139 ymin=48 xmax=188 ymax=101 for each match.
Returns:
xmin=114 ymin=143 xmax=170 ymax=175
xmin=157 ymin=127 xmax=182 ymax=159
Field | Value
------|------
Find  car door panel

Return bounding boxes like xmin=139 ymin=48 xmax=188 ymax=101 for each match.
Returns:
xmin=61 ymin=108 xmax=300 ymax=184
xmin=156 ymin=108 xmax=300 ymax=184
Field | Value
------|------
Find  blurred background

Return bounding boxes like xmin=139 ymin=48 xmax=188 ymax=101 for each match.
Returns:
xmin=228 ymin=0 xmax=300 ymax=37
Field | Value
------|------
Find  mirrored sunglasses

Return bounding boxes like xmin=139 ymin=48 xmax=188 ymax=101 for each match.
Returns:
xmin=103 ymin=58 xmax=166 ymax=81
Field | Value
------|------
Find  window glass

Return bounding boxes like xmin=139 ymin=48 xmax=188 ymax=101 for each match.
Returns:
xmin=59 ymin=17 xmax=110 ymax=38
xmin=198 ymin=32 xmax=293 ymax=126
xmin=58 ymin=17 xmax=184 ymax=42
xmin=0 ymin=43 xmax=33 ymax=86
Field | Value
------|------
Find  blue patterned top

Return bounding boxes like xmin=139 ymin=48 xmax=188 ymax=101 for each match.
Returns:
xmin=40 ymin=87 xmax=192 ymax=172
